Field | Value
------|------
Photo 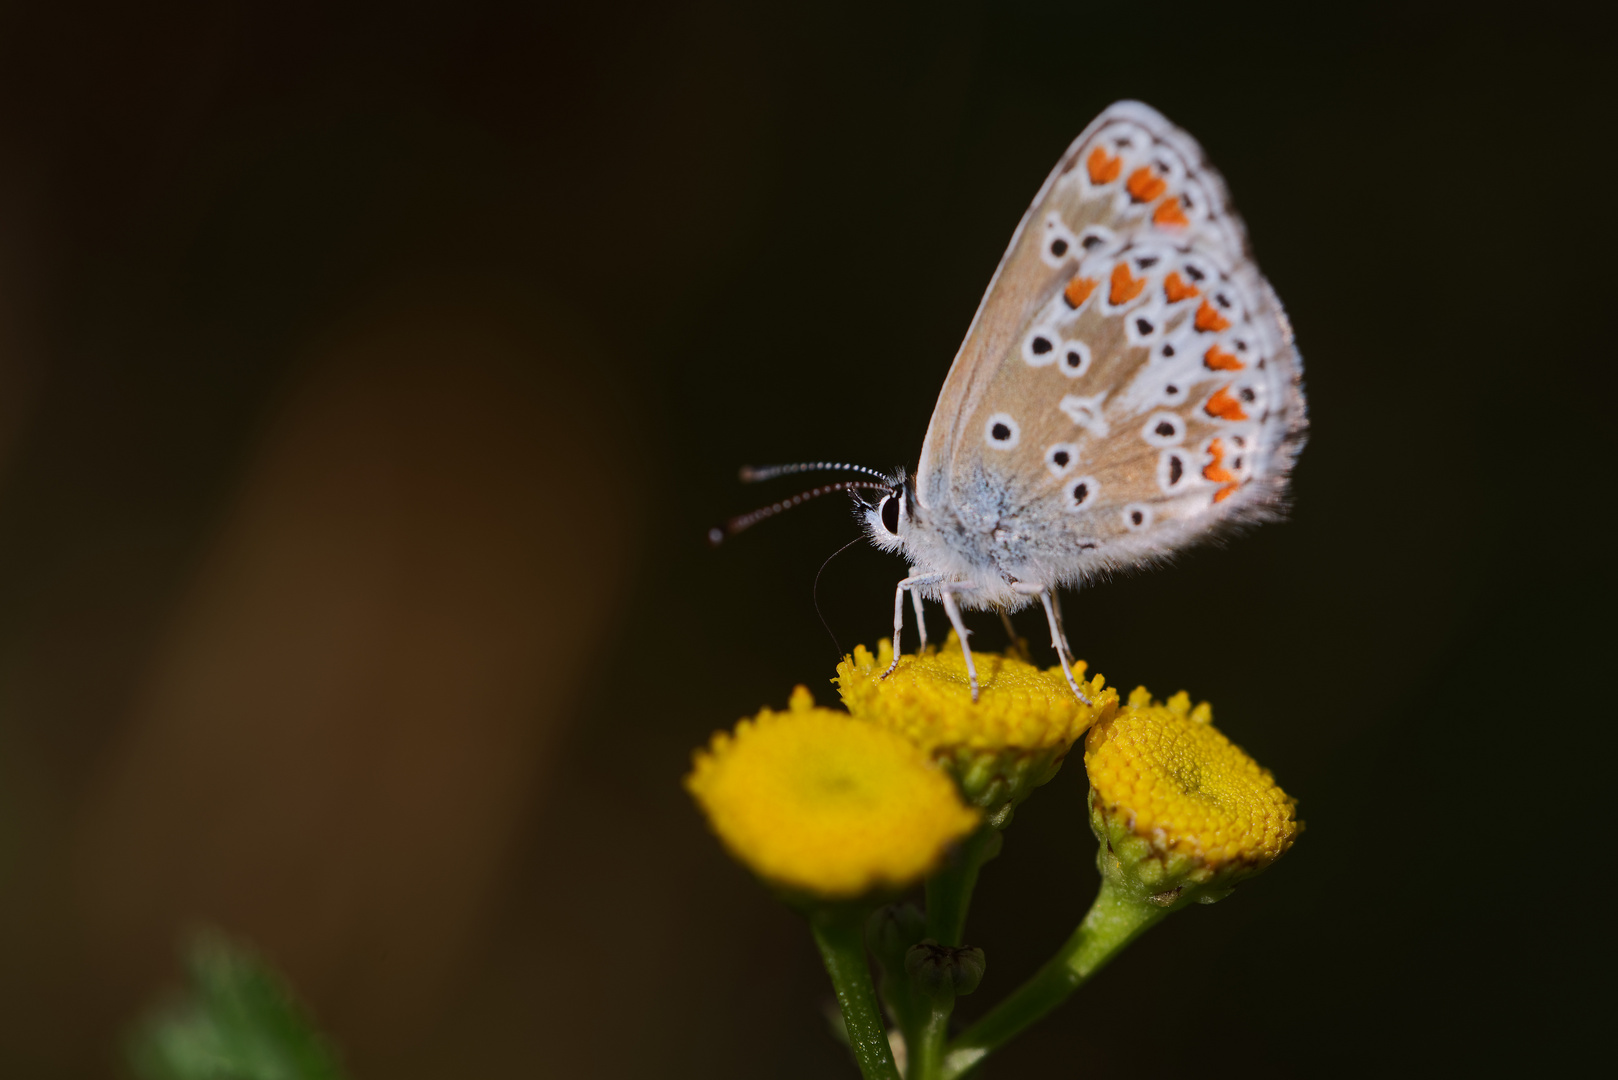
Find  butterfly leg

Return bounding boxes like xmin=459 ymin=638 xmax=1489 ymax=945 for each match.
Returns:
xmin=911 ymin=585 xmax=929 ymax=652
xmin=1050 ymin=589 xmax=1075 ymax=662
xmin=939 ymin=588 xmax=981 ymax=703
xmin=999 ymin=609 xmax=1018 ymax=642
xmin=1010 ymin=582 xmax=1091 ymax=705
xmin=884 ymin=573 xmax=944 ymax=678
xmin=1039 ymin=588 xmax=1092 ymax=705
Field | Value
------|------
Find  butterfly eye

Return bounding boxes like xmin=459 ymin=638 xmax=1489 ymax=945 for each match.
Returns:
xmin=880 ymin=495 xmax=900 ymax=534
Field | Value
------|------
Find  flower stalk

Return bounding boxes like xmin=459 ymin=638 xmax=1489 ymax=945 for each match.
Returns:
xmin=923 ymin=825 xmax=1001 ymax=948
xmin=940 ymin=876 xmax=1169 ymax=1079
xmin=811 ymin=906 xmax=902 ymax=1080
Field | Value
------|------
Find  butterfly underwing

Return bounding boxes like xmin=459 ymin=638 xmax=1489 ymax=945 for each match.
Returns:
xmin=855 ymin=101 xmax=1307 ymax=701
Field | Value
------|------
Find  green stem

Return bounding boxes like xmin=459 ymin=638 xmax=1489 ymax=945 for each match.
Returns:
xmin=811 ymin=909 xmax=902 ymax=1080
xmin=909 ymin=997 xmax=953 ymax=1080
xmin=910 ymin=827 xmax=999 ymax=1079
xmin=894 ymin=991 xmax=927 ymax=1080
xmin=925 ymin=826 xmax=1000 ymax=947
xmin=940 ymin=877 xmax=1168 ymax=1080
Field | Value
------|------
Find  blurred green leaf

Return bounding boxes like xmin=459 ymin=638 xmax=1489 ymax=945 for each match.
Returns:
xmin=127 ymin=931 xmax=346 ymax=1080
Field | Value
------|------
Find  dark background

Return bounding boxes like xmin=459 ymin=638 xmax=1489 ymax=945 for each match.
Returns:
xmin=0 ymin=2 xmax=1608 ymax=1076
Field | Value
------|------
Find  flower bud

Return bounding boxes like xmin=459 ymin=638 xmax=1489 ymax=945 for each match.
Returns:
xmin=866 ymin=902 xmax=928 ymax=970
xmin=904 ymin=940 xmax=987 ymax=998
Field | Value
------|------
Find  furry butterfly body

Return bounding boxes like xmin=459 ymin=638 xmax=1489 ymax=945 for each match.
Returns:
xmin=858 ymin=101 xmax=1306 ymax=701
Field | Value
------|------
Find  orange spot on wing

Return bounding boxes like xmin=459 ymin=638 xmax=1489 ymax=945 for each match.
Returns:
xmin=1163 ymin=271 xmax=1200 ymax=303
xmin=1087 ymin=146 xmax=1122 ymax=184
xmin=1194 ymin=300 xmax=1231 ymax=333
xmin=1203 ymin=345 xmax=1244 ymax=371
xmin=1212 ymin=482 xmax=1239 ymax=502
xmin=1152 ymin=198 xmax=1189 ymax=228
xmin=1109 ymin=262 xmax=1146 ymax=306
xmin=1202 ymin=437 xmax=1237 ymax=485
xmin=1063 ymin=276 xmax=1098 ymax=308
xmin=1127 ymin=166 xmax=1167 ymax=203
xmin=1204 ymin=386 xmax=1249 ymax=422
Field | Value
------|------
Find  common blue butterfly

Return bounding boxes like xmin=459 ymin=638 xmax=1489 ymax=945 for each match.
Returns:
xmin=720 ymin=102 xmax=1306 ymax=703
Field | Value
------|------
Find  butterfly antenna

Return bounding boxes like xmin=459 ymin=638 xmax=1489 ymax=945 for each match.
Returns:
xmin=707 ymin=481 xmax=889 ymax=546
xmin=813 ymin=535 xmax=866 ymax=660
xmin=740 ymin=461 xmax=891 ymax=484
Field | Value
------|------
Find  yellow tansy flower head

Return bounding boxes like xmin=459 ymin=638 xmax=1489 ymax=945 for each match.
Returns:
xmin=1085 ymin=687 xmax=1299 ymax=905
xmin=837 ymin=636 xmax=1116 ymax=827
xmin=686 ymin=687 xmax=980 ymax=900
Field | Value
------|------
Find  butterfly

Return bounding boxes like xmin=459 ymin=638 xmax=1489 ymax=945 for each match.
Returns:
xmin=717 ymin=102 xmax=1306 ymax=703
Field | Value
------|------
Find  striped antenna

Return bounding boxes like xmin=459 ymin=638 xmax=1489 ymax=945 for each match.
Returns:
xmin=708 ymin=481 xmax=890 ymax=546
xmin=739 ymin=461 xmax=890 ymax=484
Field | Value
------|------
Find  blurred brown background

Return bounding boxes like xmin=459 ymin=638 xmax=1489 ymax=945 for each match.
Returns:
xmin=0 ymin=1 xmax=1607 ymax=1077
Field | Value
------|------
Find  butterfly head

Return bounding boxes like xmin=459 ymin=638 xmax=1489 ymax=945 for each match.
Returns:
xmin=859 ymin=471 xmax=915 ymax=556
xmin=710 ymin=462 xmax=897 ymax=546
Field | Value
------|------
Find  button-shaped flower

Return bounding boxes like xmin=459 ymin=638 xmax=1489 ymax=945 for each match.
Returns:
xmin=686 ymin=687 xmax=979 ymax=900
xmin=836 ymin=637 xmax=1116 ymax=826
xmin=1085 ymin=687 xmax=1299 ymax=904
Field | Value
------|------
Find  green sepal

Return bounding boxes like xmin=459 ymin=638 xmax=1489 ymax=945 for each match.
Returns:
xmin=1089 ymin=790 xmax=1246 ymax=909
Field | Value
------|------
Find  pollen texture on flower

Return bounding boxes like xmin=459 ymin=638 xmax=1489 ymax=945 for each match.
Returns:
xmin=837 ymin=636 xmax=1113 ymax=754
xmin=1085 ymin=687 xmax=1298 ymax=873
xmin=685 ymin=686 xmax=979 ymax=898
xmin=836 ymin=636 xmax=1116 ymax=825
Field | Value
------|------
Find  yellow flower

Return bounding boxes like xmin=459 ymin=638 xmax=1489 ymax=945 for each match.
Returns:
xmin=836 ymin=636 xmax=1116 ymax=826
xmin=686 ymin=687 xmax=980 ymax=899
xmin=1085 ymin=687 xmax=1299 ymax=902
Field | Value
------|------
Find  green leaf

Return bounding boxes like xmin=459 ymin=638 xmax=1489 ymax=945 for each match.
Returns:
xmin=127 ymin=930 xmax=346 ymax=1080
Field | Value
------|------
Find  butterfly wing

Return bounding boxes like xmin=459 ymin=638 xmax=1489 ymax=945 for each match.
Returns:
xmin=915 ymin=101 xmax=1306 ymax=588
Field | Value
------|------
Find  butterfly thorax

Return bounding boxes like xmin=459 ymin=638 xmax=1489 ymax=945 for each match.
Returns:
xmin=861 ymin=471 xmax=1078 ymax=613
